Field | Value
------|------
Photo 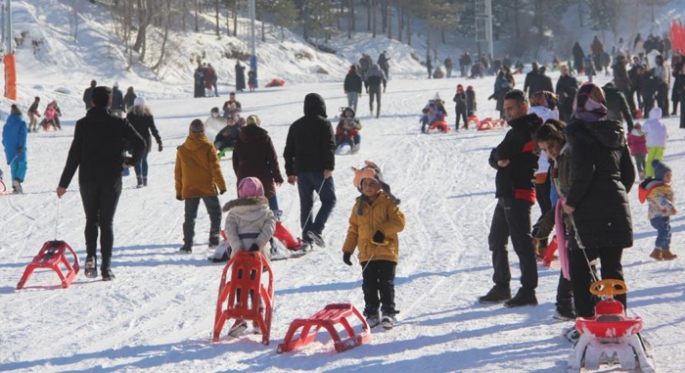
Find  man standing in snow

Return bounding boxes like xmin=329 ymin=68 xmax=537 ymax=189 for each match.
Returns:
xmin=480 ymin=89 xmax=541 ymax=308
xmin=378 ymin=51 xmax=390 ymax=79
xmin=111 ymin=82 xmax=125 ymax=117
xmin=57 ymin=86 xmax=146 ymax=281
xmin=652 ymin=55 xmax=671 ymax=116
xmin=365 ymin=64 xmax=387 ymax=118
xmin=83 ymin=80 xmax=97 ymax=111
xmin=283 ymin=93 xmax=337 ymax=249
xmin=344 ymin=65 xmax=363 ymax=113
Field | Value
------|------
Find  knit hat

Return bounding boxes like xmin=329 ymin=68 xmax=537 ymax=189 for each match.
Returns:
xmin=573 ymin=82 xmax=608 ymax=122
xmin=245 ymin=115 xmax=261 ymax=127
xmin=134 ymin=96 xmax=147 ymax=106
xmin=351 ymin=160 xmax=400 ymax=210
xmin=238 ymin=177 xmax=264 ymax=198
xmin=652 ymin=159 xmax=672 ymax=181
xmin=189 ymin=119 xmax=205 ymax=133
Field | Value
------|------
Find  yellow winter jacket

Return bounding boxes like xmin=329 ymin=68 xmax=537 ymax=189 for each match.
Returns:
xmin=342 ymin=192 xmax=405 ymax=264
xmin=175 ymin=132 xmax=227 ymax=199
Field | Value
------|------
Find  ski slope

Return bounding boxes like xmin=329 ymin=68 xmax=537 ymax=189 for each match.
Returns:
xmin=2 ymin=71 xmax=685 ymax=373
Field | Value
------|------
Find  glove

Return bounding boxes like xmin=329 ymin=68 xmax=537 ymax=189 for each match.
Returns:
xmin=220 ymin=189 xmax=226 ymax=195
xmin=372 ymin=230 xmax=385 ymax=244
xmin=158 ymin=143 xmax=163 ymax=152
xmin=176 ymin=195 xmax=182 ymax=201
xmin=249 ymin=244 xmax=259 ymax=252
xmin=343 ymin=252 xmax=352 ymax=266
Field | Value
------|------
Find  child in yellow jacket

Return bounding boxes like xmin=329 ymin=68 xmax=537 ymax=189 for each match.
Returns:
xmin=343 ymin=161 xmax=405 ymax=329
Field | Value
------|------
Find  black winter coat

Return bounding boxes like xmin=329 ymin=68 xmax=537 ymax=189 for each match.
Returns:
xmin=235 ymin=64 xmax=246 ymax=91
xmin=565 ymin=119 xmax=635 ymax=249
xmin=111 ymin=88 xmax=125 ymax=111
xmin=556 ymin=75 xmax=579 ymax=121
xmin=603 ymin=86 xmax=634 ymax=132
xmin=83 ymin=86 xmax=95 ymax=110
xmin=466 ymin=90 xmax=477 ymax=114
xmin=530 ymin=74 xmax=554 ymax=96
xmin=283 ymin=93 xmax=336 ymax=176
xmin=59 ymin=107 xmax=145 ymax=188
xmin=344 ymin=72 xmax=363 ymax=94
xmin=453 ymin=92 xmax=466 ymax=111
xmin=488 ymin=114 xmax=542 ymax=198
xmin=126 ymin=112 xmax=161 ymax=152
xmin=233 ymin=125 xmax=283 ymax=199
xmin=612 ymin=62 xmax=632 ymax=93
xmin=124 ymin=92 xmax=137 ymax=111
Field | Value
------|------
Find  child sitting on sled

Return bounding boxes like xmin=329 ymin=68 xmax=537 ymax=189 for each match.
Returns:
xmin=214 ymin=116 xmax=240 ymax=158
xmin=40 ymin=103 xmax=59 ymax=131
xmin=336 ymin=107 xmax=362 ymax=152
xmin=639 ymin=159 xmax=677 ymax=261
xmin=222 ymin=177 xmax=276 ymax=335
xmin=420 ymin=102 xmax=449 ymax=133
xmin=342 ymin=161 xmax=405 ymax=329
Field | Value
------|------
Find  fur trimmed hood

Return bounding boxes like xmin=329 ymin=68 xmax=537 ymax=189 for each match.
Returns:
xmin=223 ymin=196 xmax=269 ymax=212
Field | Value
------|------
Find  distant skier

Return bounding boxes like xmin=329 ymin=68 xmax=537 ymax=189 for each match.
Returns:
xmin=124 ymin=86 xmax=137 ymax=111
xmin=194 ymin=64 xmax=205 ymax=98
xmin=444 ymin=55 xmax=454 ymax=78
xmin=248 ymin=69 xmax=257 ymax=92
xmin=235 ymin=61 xmax=246 ymax=92
xmin=2 ymin=105 xmax=28 ymax=194
xmin=359 ymin=53 xmax=373 ymax=82
xmin=466 ymin=85 xmax=477 ymax=117
xmin=343 ymin=161 xmax=405 ymax=329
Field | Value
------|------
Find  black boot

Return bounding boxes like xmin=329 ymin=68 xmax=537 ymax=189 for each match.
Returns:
xmin=504 ymin=288 xmax=538 ymax=308
xmin=478 ymin=286 xmax=511 ymax=303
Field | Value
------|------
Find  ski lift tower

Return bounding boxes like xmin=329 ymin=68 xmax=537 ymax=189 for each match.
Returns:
xmin=248 ymin=0 xmax=258 ymax=88
xmin=475 ymin=0 xmax=494 ymax=61
xmin=1 ymin=0 xmax=16 ymax=100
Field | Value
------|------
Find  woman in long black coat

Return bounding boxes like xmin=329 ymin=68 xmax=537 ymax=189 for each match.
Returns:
xmin=235 ymin=61 xmax=246 ymax=92
xmin=563 ymin=82 xmax=635 ymax=319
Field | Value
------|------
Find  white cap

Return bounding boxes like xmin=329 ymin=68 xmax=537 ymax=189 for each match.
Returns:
xmin=134 ymin=96 xmax=146 ymax=106
xmin=113 ymin=82 xmax=119 ymax=88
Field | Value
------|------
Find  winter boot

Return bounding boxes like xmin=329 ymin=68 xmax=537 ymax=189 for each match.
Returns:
xmin=84 ymin=256 xmax=98 ymax=278
xmin=563 ymin=325 xmax=580 ymax=343
xmin=136 ymin=177 xmax=144 ymax=188
xmin=364 ymin=310 xmax=380 ymax=328
xmin=661 ymin=250 xmax=678 ymax=260
xmin=504 ymin=289 xmax=538 ymax=308
xmin=12 ymin=179 xmax=22 ymax=194
xmin=381 ymin=315 xmax=395 ymax=330
xmin=376 ymin=107 xmax=380 ymax=118
xmin=179 ymin=243 xmax=192 ymax=254
xmin=143 ymin=178 xmax=148 ymax=187
xmin=649 ymin=248 xmax=663 ymax=261
xmin=101 ymin=268 xmax=116 ymax=281
xmin=307 ymin=231 xmax=325 ymax=248
xmin=478 ymin=286 xmax=511 ymax=304
xmin=553 ymin=302 xmax=577 ymax=321
xmin=228 ymin=319 xmax=248 ymax=338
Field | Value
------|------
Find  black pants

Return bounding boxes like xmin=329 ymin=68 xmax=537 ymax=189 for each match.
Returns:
xmin=361 ymin=260 xmax=396 ymax=316
xmin=369 ymin=85 xmax=382 ymax=114
xmin=557 ymin=272 xmax=574 ymax=306
xmin=183 ymin=196 xmax=222 ymax=246
xmin=567 ymin=229 xmax=626 ymax=318
xmin=488 ymin=197 xmax=538 ymax=291
xmin=535 ymin=180 xmax=552 ymax=246
xmin=657 ymin=82 xmax=669 ymax=115
xmin=455 ymin=108 xmax=467 ymax=130
xmin=80 ymin=180 xmax=122 ymax=269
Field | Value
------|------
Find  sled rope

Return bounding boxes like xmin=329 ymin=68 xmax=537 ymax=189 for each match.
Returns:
xmin=54 ymin=198 xmax=61 ymax=241
xmin=342 ymin=248 xmax=376 ymax=302
xmin=301 ymin=178 xmax=327 ymax=232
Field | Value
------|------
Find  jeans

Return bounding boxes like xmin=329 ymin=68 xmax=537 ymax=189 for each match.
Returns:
xmin=183 ymin=196 xmax=222 ymax=246
xmin=567 ymin=227 xmax=626 ymax=318
xmin=80 ymin=180 xmax=123 ymax=269
xmin=10 ymin=159 xmax=27 ymax=182
xmin=361 ymin=260 xmax=396 ymax=316
xmin=347 ymin=92 xmax=359 ymax=112
xmin=268 ymin=195 xmax=280 ymax=216
xmin=297 ymin=172 xmax=336 ymax=240
xmin=488 ymin=197 xmax=538 ymax=291
xmin=369 ymin=85 xmax=382 ymax=114
xmin=650 ymin=216 xmax=671 ymax=251
xmin=134 ymin=151 xmax=149 ymax=182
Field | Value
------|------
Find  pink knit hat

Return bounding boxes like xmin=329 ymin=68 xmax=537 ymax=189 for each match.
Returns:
xmin=238 ymin=177 xmax=264 ymax=198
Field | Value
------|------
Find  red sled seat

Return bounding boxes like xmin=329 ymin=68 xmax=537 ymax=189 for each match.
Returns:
xmin=213 ymin=251 xmax=274 ymax=345
xmin=277 ymin=303 xmax=370 ymax=354
xmin=16 ymin=240 xmax=80 ymax=290
xmin=576 ymin=280 xmax=642 ymax=339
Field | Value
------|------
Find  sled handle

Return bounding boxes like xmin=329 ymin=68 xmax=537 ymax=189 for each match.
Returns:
xmin=589 ymin=279 xmax=628 ymax=297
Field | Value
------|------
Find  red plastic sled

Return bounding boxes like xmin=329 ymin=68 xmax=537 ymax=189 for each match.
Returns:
xmin=213 ymin=251 xmax=274 ymax=345
xmin=274 ymin=221 xmax=305 ymax=250
xmin=277 ymin=303 xmax=370 ymax=354
xmin=428 ymin=119 xmax=450 ymax=133
xmin=16 ymin=240 xmax=80 ymax=289
xmin=542 ymin=235 xmax=558 ymax=267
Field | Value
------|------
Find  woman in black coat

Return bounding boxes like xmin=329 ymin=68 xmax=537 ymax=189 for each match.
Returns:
xmin=126 ymin=97 xmax=163 ymax=187
xmin=235 ymin=61 xmax=246 ymax=92
xmin=563 ymin=82 xmax=635 ymax=319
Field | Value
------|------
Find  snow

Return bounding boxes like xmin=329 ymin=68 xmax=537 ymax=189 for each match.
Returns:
xmin=2 ymin=1 xmax=685 ymax=372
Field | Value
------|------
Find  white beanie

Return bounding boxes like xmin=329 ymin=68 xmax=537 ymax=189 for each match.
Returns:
xmin=134 ymin=96 xmax=146 ymax=106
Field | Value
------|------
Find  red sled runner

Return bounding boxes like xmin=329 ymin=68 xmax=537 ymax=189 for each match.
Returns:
xmin=16 ymin=240 xmax=80 ymax=289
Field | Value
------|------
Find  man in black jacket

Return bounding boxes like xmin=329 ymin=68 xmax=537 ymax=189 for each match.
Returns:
xmin=365 ymin=64 xmax=387 ymax=118
xmin=523 ymin=62 xmax=539 ymax=97
xmin=344 ymin=65 xmax=363 ymax=112
xmin=556 ymin=65 xmax=579 ymax=122
xmin=111 ymin=82 xmax=126 ymax=117
xmin=480 ymin=89 xmax=541 ymax=308
xmin=57 ymin=86 xmax=146 ymax=281
xmin=284 ymin=93 xmax=337 ymax=248
xmin=83 ymin=79 xmax=96 ymax=111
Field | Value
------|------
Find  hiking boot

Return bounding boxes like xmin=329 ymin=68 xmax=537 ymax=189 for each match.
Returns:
xmin=136 ymin=177 xmax=144 ymax=188
xmin=179 ymin=243 xmax=192 ymax=253
xmin=101 ymin=268 xmax=116 ymax=281
xmin=364 ymin=311 xmax=380 ymax=328
xmin=649 ymin=249 xmax=663 ymax=261
xmin=554 ymin=302 xmax=577 ymax=321
xmin=228 ymin=319 xmax=248 ymax=338
xmin=12 ymin=180 xmax=22 ymax=194
xmin=661 ymin=250 xmax=678 ymax=260
xmin=307 ymin=231 xmax=325 ymax=248
xmin=381 ymin=315 xmax=394 ymax=329
xmin=84 ymin=256 xmax=98 ymax=278
xmin=504 ymin=289 xmax=538 ymax=308
xmin=478 ymin=286 xmax=511 ymax=303
xmin=143 ymin=178 xmax=148 ymax=187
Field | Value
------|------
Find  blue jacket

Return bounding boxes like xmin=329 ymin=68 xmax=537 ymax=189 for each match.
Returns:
xmin=2 ymin=114 xmax=28 ymax=163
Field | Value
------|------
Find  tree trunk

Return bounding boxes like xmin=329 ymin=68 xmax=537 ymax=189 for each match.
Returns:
xmin=215 ymin=0 xmax=220 ymax=37
xmin=577 ymin=0 xmax=583 ymax=27
xmin=367 ymin=0 xmax=371 ymax=31
xmin=406 ymin=7 xmax=411 ymax=46
xmin=397 ymin=2 xmax=403 ymax=42
xmin=226 ymin=4 xmax=230 ymax=37
xmin=372 ymin=0 xmax=377 ymax=37
xmin=351 ymin=0 xmax=355 ymax=31
xmin=348 ymin=0 xmax=353 ymax=39
xmin=152 ymin=0 xmax=171 ymax=71
xmin=514 ymin=0 xmax=520 ymax=38
xmin=233 ymin=0 xmax=238 ymax=36
xmin=133 ymin=0 xmax=147 ymax=53
xmin=337 ymin=1 xmax=342 ymax=31
xmin=194 ymin=0 xmax=199 ymax=32
xmin=387 ymin=0 xmax=392 ymax=39
xmin=381 ymin=0 xmax=387 ymax=33
xmin=182 ymin=0 xmax=187 ymax=32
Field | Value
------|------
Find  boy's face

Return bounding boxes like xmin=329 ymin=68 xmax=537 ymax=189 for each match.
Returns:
xmin=538 ymin=140 xmax=562 ymax=161
xmin=227 ymin=119 xmax=235 ymax=126
xmin=664 ymin=171 xmax=673 ymax=184
xmin=361 ymin=178 xmax=381 ymax=197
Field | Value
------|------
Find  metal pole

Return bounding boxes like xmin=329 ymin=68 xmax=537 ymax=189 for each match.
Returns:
xmin=248 ymin=0 xmax=258 ymax=88
xmin=486 ymin=0 xmax=493 ymax=60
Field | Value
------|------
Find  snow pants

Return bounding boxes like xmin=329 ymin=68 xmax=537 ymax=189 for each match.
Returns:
xmin=567 ymin=229 xmax=626 ymax=318
xmin=645 ymin=146 xmax=664 ymax=178
xmin=488 ymin=197 xmax=538 ymax=292
xmin=80 ymin=179 xmax=122 ymax=270
xmin=183 ymin=196 xmax=222 ymax=246
xmin=297 ymin=172 xmax=336 ymax=242
xmin=10 ymin=159 xmax=27 ymax=182
xmin=361 ymin=260 xmax=396 ymax=317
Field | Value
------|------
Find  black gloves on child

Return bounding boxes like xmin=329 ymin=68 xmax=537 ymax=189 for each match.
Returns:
xmin=249 ymin=244 xmax=259 ymax=252
xmin=372 ymin=230 xmax=385 ymax=244
xmin=343 ymin=252 xmax=352 ymax=266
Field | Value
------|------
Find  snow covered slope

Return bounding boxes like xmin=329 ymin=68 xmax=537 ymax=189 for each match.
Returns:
xmin=1 ymin=67 xmax=685 ymax=372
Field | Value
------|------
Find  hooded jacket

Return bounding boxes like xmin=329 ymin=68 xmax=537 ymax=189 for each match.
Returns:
xmin=603 ymin=84 xmax=635 ymax=132
xmin=2 ymin=114 xmax=28 ymax=163
xmin=365 ymin=65 xmax=387 ymax=90
xmin=127 ymin=105 xmax=161 ymax=152
xmin=232 ymin=125 xmax=283 ymax=199
xmin=641 ymin=107 xmax=667 ymax=147
xmin=627 ymin=129 xmax=647 ymax=155
xmin=223 ymin=196 xmax=276 ymax=261
xmin=59 ymin=107 xmax=145 ymax=188
xmin=174 ymin=132 xmax=226 ymax=199
xmin=283 ymin=93 xmax=336 ymax=176
xmin=344 ymin=70 xmax=363 ymax=94
xmin=639 ymin=178 xmax=676 ymax=219
xmin=488 ymin=114 xmax=542 ymax=201
xmin=565 ymin=119 xmax=635 ymax=249
xmin=342 ymin=192 xmax=405 ymax=264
